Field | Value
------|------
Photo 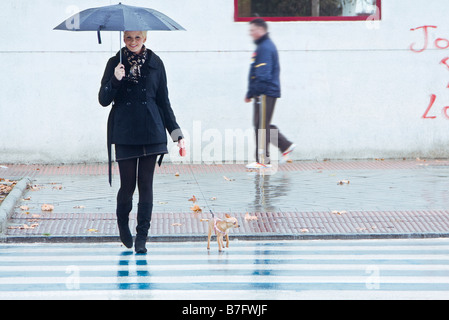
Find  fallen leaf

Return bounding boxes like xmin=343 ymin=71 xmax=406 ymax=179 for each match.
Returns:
xmin=41 ymin=204 xmax=54 ymax=211
xmin=52 ymin=185 xmax=63 ymax=190
xmin=200 ymin=218 xmax=209 ymax=222
xmin=175 ymin=172 xmax=180 ymax=176
xmin=8 ymin=223 xmax=38 ymax=230
xmin=300 ymin=228 xmax=309 ymax=233
xmin=210 ymin=197 xmax=217 ymax=201
xmin=87 ymin=228 xmax=98 ymax=232
xmin=24 ymin=223 xmax=39 ymax=229
xmin=331 ymin=210 xmax=347 ymax=215
xmin=223 ymin=176 xmax=235 ymax=181
xmin=188 ymin=195 xmax=198 ymax=203
xmin=19 ymin=205 xmax=29 ymax=211
xmin=245 ymin=212 xmax=258 ymax=221
xmin=337 ymin=180 xmax=350 ymax=185
xmin=29 ymin=184 xmax=44 ymax=191
xmin=190 ymin=204 xmax=202 ymax=213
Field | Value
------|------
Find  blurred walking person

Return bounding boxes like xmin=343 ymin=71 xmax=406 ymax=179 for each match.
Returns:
xmin=245 ymin=18 xmax=295 ymax=169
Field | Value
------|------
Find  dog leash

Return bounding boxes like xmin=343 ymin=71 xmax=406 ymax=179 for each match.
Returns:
xmin=184 ymin=160 xmax=215 ymax=219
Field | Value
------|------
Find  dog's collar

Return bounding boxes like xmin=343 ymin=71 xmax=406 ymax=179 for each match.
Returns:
xmin=214 ymin=218 xmax=227 ymax=235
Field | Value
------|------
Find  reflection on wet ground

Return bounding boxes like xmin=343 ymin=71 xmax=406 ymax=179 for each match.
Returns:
xmin=20 ymin=166 xmax=449 ymax=214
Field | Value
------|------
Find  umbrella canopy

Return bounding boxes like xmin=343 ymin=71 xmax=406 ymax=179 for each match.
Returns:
xmin=54 ymin=2 xmax=185 ymax=32
xmin=54 ymin=2 xmax=185 ymax=62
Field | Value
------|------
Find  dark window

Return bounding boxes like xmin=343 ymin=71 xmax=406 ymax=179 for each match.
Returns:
xmin=235 ymin=0 xmax=381 ymax=22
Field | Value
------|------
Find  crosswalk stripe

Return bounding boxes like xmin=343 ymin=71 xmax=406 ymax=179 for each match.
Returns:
xmin=2 ymin=275 xmax=449 ymax=285
xmin=1 ymin=254 xmax=448 ymax=262
xmin=1 ymin=264 xmax=449 ymax=272
xmin=1 ymin=239 xmax=449 ymax=299
xmin=2 ymin=244 xmax=449 ymax=254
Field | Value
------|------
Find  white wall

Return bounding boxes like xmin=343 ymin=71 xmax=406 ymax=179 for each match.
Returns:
xmin=1 ymin=0 xmax=449 ymax=164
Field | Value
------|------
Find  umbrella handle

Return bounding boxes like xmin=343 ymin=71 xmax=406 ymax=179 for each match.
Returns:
xmin=119 ymin=30 xmax=122 ymax=64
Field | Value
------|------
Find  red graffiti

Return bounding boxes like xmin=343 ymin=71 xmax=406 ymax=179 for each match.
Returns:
xmin=422 ymin=94 xmax=437 ymax=119
xmin=443 ymin=106 xmax=449 ymax=119
xmin=411 ymin=25 xmax=449 ymax=119
xmin=422 ymin=94 xmax=449 ymax=120
xmin=440 ymin=57 xmax=449 ymax=69
xmin=410 ymin=25 xmax=437 ymax=53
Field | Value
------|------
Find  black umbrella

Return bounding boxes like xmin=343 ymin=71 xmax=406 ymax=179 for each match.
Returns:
xmin=54 ymin=2 xmax=185 ymax=62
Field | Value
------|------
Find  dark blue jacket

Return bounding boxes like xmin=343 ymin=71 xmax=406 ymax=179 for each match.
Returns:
xmin=246 ymin=33 xmax=281 ymax=99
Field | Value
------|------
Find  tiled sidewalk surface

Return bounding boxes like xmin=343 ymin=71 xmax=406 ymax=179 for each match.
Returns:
xmin=1 ymin=159 xmax=449 ymax=242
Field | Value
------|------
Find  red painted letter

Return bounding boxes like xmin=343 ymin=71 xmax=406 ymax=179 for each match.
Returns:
xmin=410 ymin=25 xmax=437 ymax=53
xmin=435 ymin=38 xmax=449 ymax=50
xmin=422 ymin=94 xmax=437 ymax=119
xmin=442 ymin=107 xmax=449 ymax=119
xmin=440 ymin=57 xmax=449 ymax=70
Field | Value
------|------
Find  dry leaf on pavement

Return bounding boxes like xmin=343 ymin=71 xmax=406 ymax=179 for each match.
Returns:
xmin=41 ymin=204 xmax=54 ymax=211
xmin=8 ymin=223 xmax=39 ymax=230
xmin=331 ymin=210 xmax=347 ymax=215
xmin=190 ymin=204 xmax=202 ymax=213
xmin=245 ymin=212 xmax=258 ymax=221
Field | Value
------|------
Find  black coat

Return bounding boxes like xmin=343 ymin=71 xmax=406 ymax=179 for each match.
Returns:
xmin=99 ymin=48 xmax=183 ymax=185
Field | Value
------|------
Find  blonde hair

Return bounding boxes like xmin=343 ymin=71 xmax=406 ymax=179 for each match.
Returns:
xmin=124 ymin=31 xmax=147 ymax=39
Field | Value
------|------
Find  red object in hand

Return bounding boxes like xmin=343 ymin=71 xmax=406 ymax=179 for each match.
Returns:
xmin=179 ymin=147 xmax=186 ymax=157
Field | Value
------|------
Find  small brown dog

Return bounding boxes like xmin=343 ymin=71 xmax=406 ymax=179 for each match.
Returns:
xmin=207 ymin=214 xmax=239 ymax=252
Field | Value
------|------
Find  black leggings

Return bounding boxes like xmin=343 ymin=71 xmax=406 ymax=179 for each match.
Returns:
xmin=117 ymin=155 xmax=157 ymax=205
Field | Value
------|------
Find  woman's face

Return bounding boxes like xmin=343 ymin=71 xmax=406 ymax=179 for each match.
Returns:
xmin=124 ymin=31 xmax=147 ymax=53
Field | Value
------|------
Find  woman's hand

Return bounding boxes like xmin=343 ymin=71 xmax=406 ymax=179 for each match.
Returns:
xmin=178 ymin=138 xmax=186 ymax=157
xmin=114 ymin=63 xmax=125 ymax=81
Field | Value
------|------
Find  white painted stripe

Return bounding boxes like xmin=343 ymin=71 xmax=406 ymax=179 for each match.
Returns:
xmin=1 ymin=264 xmax=449 ymax=272
xmin=1 ymin=275 xmax=449 ymax=285
xmin=3 ymin=245 xmax=449 ymax=254
xmin=0 ymin=290 xmax=448 ymax=300
xmin=2 ymin=238 xmax=447 ymax=248
xmin=1 ymin=254 xmax=449 ymax=262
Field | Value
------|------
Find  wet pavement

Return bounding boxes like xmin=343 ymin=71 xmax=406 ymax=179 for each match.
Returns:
xmin=1 ymin=160 xmax=449 ymax=241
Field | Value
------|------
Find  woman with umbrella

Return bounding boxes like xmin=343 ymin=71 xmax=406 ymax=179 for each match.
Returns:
xmin=99 ymin=30 xmax=185 ymax=253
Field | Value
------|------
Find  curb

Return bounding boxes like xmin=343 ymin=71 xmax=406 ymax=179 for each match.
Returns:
xmin=3 ymin=232 xmax=449 ymax=244
xmin=0 ymin=177 xmax=32 ymax=235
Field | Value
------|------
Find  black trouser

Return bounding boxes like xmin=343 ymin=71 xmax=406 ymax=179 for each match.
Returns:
xmin=116 ymin=155 xmax=157 ymax=251
xmin=253 ymin=95 xmax=292 ymax=163
xmin=117 ymin=155 xmax=157 ymax=205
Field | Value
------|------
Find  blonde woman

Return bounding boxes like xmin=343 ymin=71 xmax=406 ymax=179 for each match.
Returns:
xmin=99 ymin=31 xmax=184 ymax=253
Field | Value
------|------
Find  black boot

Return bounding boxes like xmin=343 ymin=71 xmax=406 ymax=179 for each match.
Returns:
xmin=135 ymin=202 xmax=152 ymax=254
xmin=116 ymin=201 xmax=133 ymax=249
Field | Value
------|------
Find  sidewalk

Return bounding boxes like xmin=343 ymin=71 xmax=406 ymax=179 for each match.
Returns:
xmin=1 ymin=159 xmax=449 ymax=242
